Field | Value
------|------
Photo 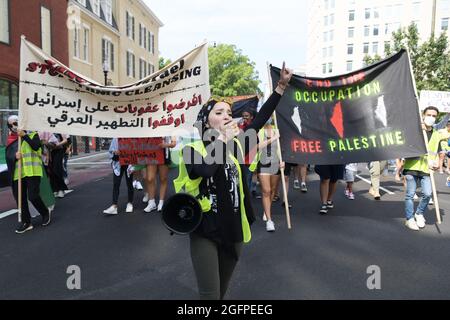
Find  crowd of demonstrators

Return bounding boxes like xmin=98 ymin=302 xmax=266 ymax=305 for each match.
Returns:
xmin=5 ymin=116 xmax=51 ymax=234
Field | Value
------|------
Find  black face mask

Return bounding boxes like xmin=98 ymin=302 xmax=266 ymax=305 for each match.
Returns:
xmin=7 ymin=122 xmax=18 ymax=130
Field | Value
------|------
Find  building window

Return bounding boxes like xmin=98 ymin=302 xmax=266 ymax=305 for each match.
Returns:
xmin=324 ymin=16 xmax=328 ymax=26
xmin=139 ymin=58 xmax=147 ymax=79
xmin=330 ymin=0 xmax=335 ymax=9
xmin=127 ymin=51 xmax=135 ymax=78
xmin=442 ymin=18 xmax=449 ymax=31
xmin=148 ymin=62 xmax=154 ymax=74
xmin=348 ymin=10 xmax=355 ymax=21
xmin=329 ymin=13 xmax=334 ymax=25
xmin=363 ymin=42 xmax=369 ymax=54
xmin=346 ymin=61 xmax=353 ymax=72
xmin=101 ymin=0 xmax=112 ymax=25
xmin=385 ymin=23 xmax=390 ymax=35
xmin=143 ymin=27 xmax=147 ymax=49
xmin=324 ymin=0 xmax=328 ymax=10
xmin=348 ymin=27 xmax=354 ymax=38
xmin=148 ymin=31 xmax=151 ymax=52
xmin=40 ymin=6 xmax=51 ymax=55
xmin=373 ymin=24 xmax=379 ymax=36
xmin=92 ymin=0 xmax=100 ymax=16
xmin=372 ymin=42 xmax=378 ymax=54
xmin=373 ymin=7 xmax=379 ymax=19
xmin=102 ymin=38 xmax=114 ymax=71
xmin=322 ymin=64 xmax=327 ymax=74
xmin=328 ymin=46 xmax=333 ymax=57
xmin=139 ymin=23 xmax=142 ymax=46
xmin=73 ymin=27 xmax=80 ymax=58
xmin=0 ymin=0 xmax=9 ymax=44
xmin=151 ymin=32 xmax=155 ymax=54
xmin=364 ymin=25 xmax=370 ymax=37
xmin=126 ymin=11 xmax=135 ymax=40
xmin=322 ymin=47 xmax=327 ymax=58
xmin=328 ymin=63 xmax=333 ymax=73
xmin=365 ymin=8 xmax=371 ymax=19
xmin=329 ymin=30 xmax=334 ymax=41
xmin=77 ymin=0 xmax=86 ymax=6
xmin=347 ymin=44 xmax=353 ymax=55
xmin=83 ymin=27 xmax=89 ymax=61
xmin=323 ymin=31 xmax=328 ymax=42
xmin=0 ymin=78 xmax=18 ymax=109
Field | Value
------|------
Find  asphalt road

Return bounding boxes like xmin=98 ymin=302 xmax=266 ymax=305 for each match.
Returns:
xmin=1 ymin=163 xmax=450 ymax=300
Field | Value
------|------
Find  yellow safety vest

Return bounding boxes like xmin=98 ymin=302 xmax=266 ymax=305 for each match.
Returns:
xmin=14 ymin=132 xmax=43 ymax=180
xmin=404 ymin=129 xmax=448 ymax=174
xmin=173 ymin=138 xmax=252 ymax=243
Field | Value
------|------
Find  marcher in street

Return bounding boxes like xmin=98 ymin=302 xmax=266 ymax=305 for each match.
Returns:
xmin=176 ymin=63 xmax=293 ymax=299
xmin=315 ymin=164 xmax=345 ymax=214
xmin=5 ymin=115 xmax=51 ymax=233
xmin=103 ymin=138 xmax=134 ymax=215
xmin=403 ymin=106 xmax=450 ymax=231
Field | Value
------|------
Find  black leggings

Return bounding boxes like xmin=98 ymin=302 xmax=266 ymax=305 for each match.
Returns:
xmin=189 ymin=233 xmax=242 ymax=300
xmin=12 ymin=176 xmax=49 ymax=224
xmin=112 ymin=166 xmax=134 ymax=204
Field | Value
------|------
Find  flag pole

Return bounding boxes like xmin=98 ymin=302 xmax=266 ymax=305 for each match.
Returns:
xmin=266 ymin=62 xmax=292 ymax=229
xmin=17 ymin=135 xmax=22 ymax=223
xmin=406 ymin=48 xmax=441 ymax=224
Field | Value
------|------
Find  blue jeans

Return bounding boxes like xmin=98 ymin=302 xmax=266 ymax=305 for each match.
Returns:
xmin=245 ymin=165 xmax=255 ymax=192
xmin=404 ymin=174 xmax=432 ymax=220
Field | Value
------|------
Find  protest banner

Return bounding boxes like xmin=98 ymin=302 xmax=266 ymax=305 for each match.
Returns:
xmin=270 ymin=49 xmax=427 ymax=165
xmin=18 ymin=37 xmax=209 ymax=138
xmin=118 ymin=138 xmax=164 ymax=165
xmin=419 ymin=90 xmax=450 ymax=113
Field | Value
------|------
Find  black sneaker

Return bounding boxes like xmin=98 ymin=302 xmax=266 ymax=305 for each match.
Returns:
xmin=319 ymin=204 xmax=328 ymax=215
xmin=326 ymin=200 xmax=334 ymax=209
xmin=42 ymin=211 xmax=52 ymax=226
xmin=15 ymin=223 xmax=33 ymax=234
xmin=252 ymin=191 xmax=262 ymax=199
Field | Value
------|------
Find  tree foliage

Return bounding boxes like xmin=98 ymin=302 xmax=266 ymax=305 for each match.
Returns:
xmin=159 ymin=57 xmax=172 ymax=70
xmin=364 ymin=23 xmax=450 ymax=91
xmin=208 ymin=44 xmax=261 ymax=96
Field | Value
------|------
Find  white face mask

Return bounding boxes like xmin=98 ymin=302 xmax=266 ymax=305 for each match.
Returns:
xmin=423 ymin=116 xmax=436 ymax=127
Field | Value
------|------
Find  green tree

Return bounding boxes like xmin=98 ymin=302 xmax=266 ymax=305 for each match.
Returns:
xmin=159 ymin=56 xmax=172 ymax=70
xmin=364 ymin=23 xmax=450 ymax=91
xmin=208 ymin=44 xmax=261 ymax=96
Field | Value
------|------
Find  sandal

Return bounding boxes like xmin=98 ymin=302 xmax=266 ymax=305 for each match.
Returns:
xmin=272 ymin=195 xmax=280 ymax=202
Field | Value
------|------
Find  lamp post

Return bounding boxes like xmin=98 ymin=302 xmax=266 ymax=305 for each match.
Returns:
xmin=95 ymin=60 xmax=110 ymax=151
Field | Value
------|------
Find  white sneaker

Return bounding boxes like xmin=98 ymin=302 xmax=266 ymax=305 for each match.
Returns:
xmin=293 ymin=180 xmax=300 ymax=189
xmin=414 ymin=213 xmax=425 ymax=228
xmin=144 ymin=201 xmax=157 ymax=213
xmin=157 ymin=201 xmax=164 ymax=212
xmin=64 ymin=178 xmax=69 ymax=185
xmin=266 ymin=220 xmax=275 ymax=232
xmin=405 ymin=218 xmax=419 ymax=231
xmin=142 ymin=193 xmax=149 ymax=203
xmin=56 ymin=190 xmax=65 ymax=198
xmin=262 ymin=212 xmax=267 ymax=221
xmin=413 ymin=193 xmax=419 ymax=200
xmin=132 ymin=180 xmax=137 ymax=189
xmin=126 ymin=203 xmax=133 ymax=213
xmin=103 ymin=205 xmax=118 ymax=215
xmin=429 ymin=198 xmax=434 ymax=205
xmin=134 ymin=181 xmax=143 ymax=190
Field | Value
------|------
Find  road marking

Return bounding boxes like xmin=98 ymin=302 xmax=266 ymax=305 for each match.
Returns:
xmin=355 ymin=174 xmax=395 ymax=195
xmin=68 ymin=162 xmax=110 ymax=165
xmin=0 ymin=209 xmax=18 ymax=219
xmin=65 ymin=189 xmax=74 ymax=194
xmin=68 ymin=152 xmax=108 ymax=162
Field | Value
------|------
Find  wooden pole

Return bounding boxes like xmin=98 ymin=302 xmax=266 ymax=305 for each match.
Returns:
xmin=406 ymin=48 xmax=441 ymax=224
xmin=267 ymin=62 xmax=292 ymax=229
xmin=17 ymin=135 xmax=22 ymax=223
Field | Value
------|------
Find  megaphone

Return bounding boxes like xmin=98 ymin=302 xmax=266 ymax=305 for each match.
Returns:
xmin=161 ymin=193 xmax=203 ymax=235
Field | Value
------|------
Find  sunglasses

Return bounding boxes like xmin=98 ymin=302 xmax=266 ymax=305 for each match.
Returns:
xmin=7 ymin=122 xmax=18 ymax=128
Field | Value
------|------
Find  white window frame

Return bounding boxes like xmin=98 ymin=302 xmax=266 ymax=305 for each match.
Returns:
xmin=77 ymin=0 xmax=86 ymax=6
xmin=0 ymin=0 xmax=10 ymax=44
xmin=101 ymin=0 xmax=112 ymax=25
xmin=82 ymin=24 xmax=90 ymax=62
xmin=92 ymin=0 xmax=100 ymax=16
xmin=102 ymin=36 xmax=114 ymax=72
xmin=348 ymin=27 xmax=354 ymax=38
xmin=346 ymin=61 xmax=353 ymax=72
xmin=41 ymin=6 xmax=52 ymax=55
xmin=127 ymin=50 xmax=135 ymax=78
xmin=347 ymin=44 xmax=353 ymax=55
xmin=73 ymin=26 xmax=80 ymax=58
xmin=442 ymin=18 xmax=449 ymax=31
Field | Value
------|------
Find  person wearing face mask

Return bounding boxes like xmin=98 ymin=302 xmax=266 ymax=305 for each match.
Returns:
xmin=174 ymin=63 xmax=293 ymax=300
xmin=403 ymin=106 xmax=450 ymax=231
xmin=5 ymin=115 xmax=51 ymax=234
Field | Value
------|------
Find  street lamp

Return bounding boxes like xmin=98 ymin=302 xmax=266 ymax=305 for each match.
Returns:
xmin=95 ymin=60 xmax=110 ymax=151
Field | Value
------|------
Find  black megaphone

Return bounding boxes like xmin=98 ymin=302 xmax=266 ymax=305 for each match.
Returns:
xmin=161 ymin=193 xmax=203 ymax=235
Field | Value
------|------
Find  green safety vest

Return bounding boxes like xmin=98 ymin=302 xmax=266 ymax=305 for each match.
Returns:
xmin=249 ymin=126 xmax=278 ymax=172
xmin=173 ymin=138 xmax=251 ymax=243
xmin=14 ymin=132 xmax=43 ymax=181
xmin=404 ymin=129 xmax=448 ymax=174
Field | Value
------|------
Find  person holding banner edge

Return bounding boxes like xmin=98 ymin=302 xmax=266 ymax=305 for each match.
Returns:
xmin=177 ymin=62 xmax=293 ymax=299
xmin=403 ymin=106 xmax=450 ymax=231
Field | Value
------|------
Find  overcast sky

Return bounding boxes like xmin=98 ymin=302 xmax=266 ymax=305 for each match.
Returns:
xmin=144 ymin=0 xmax=309 ymax=92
